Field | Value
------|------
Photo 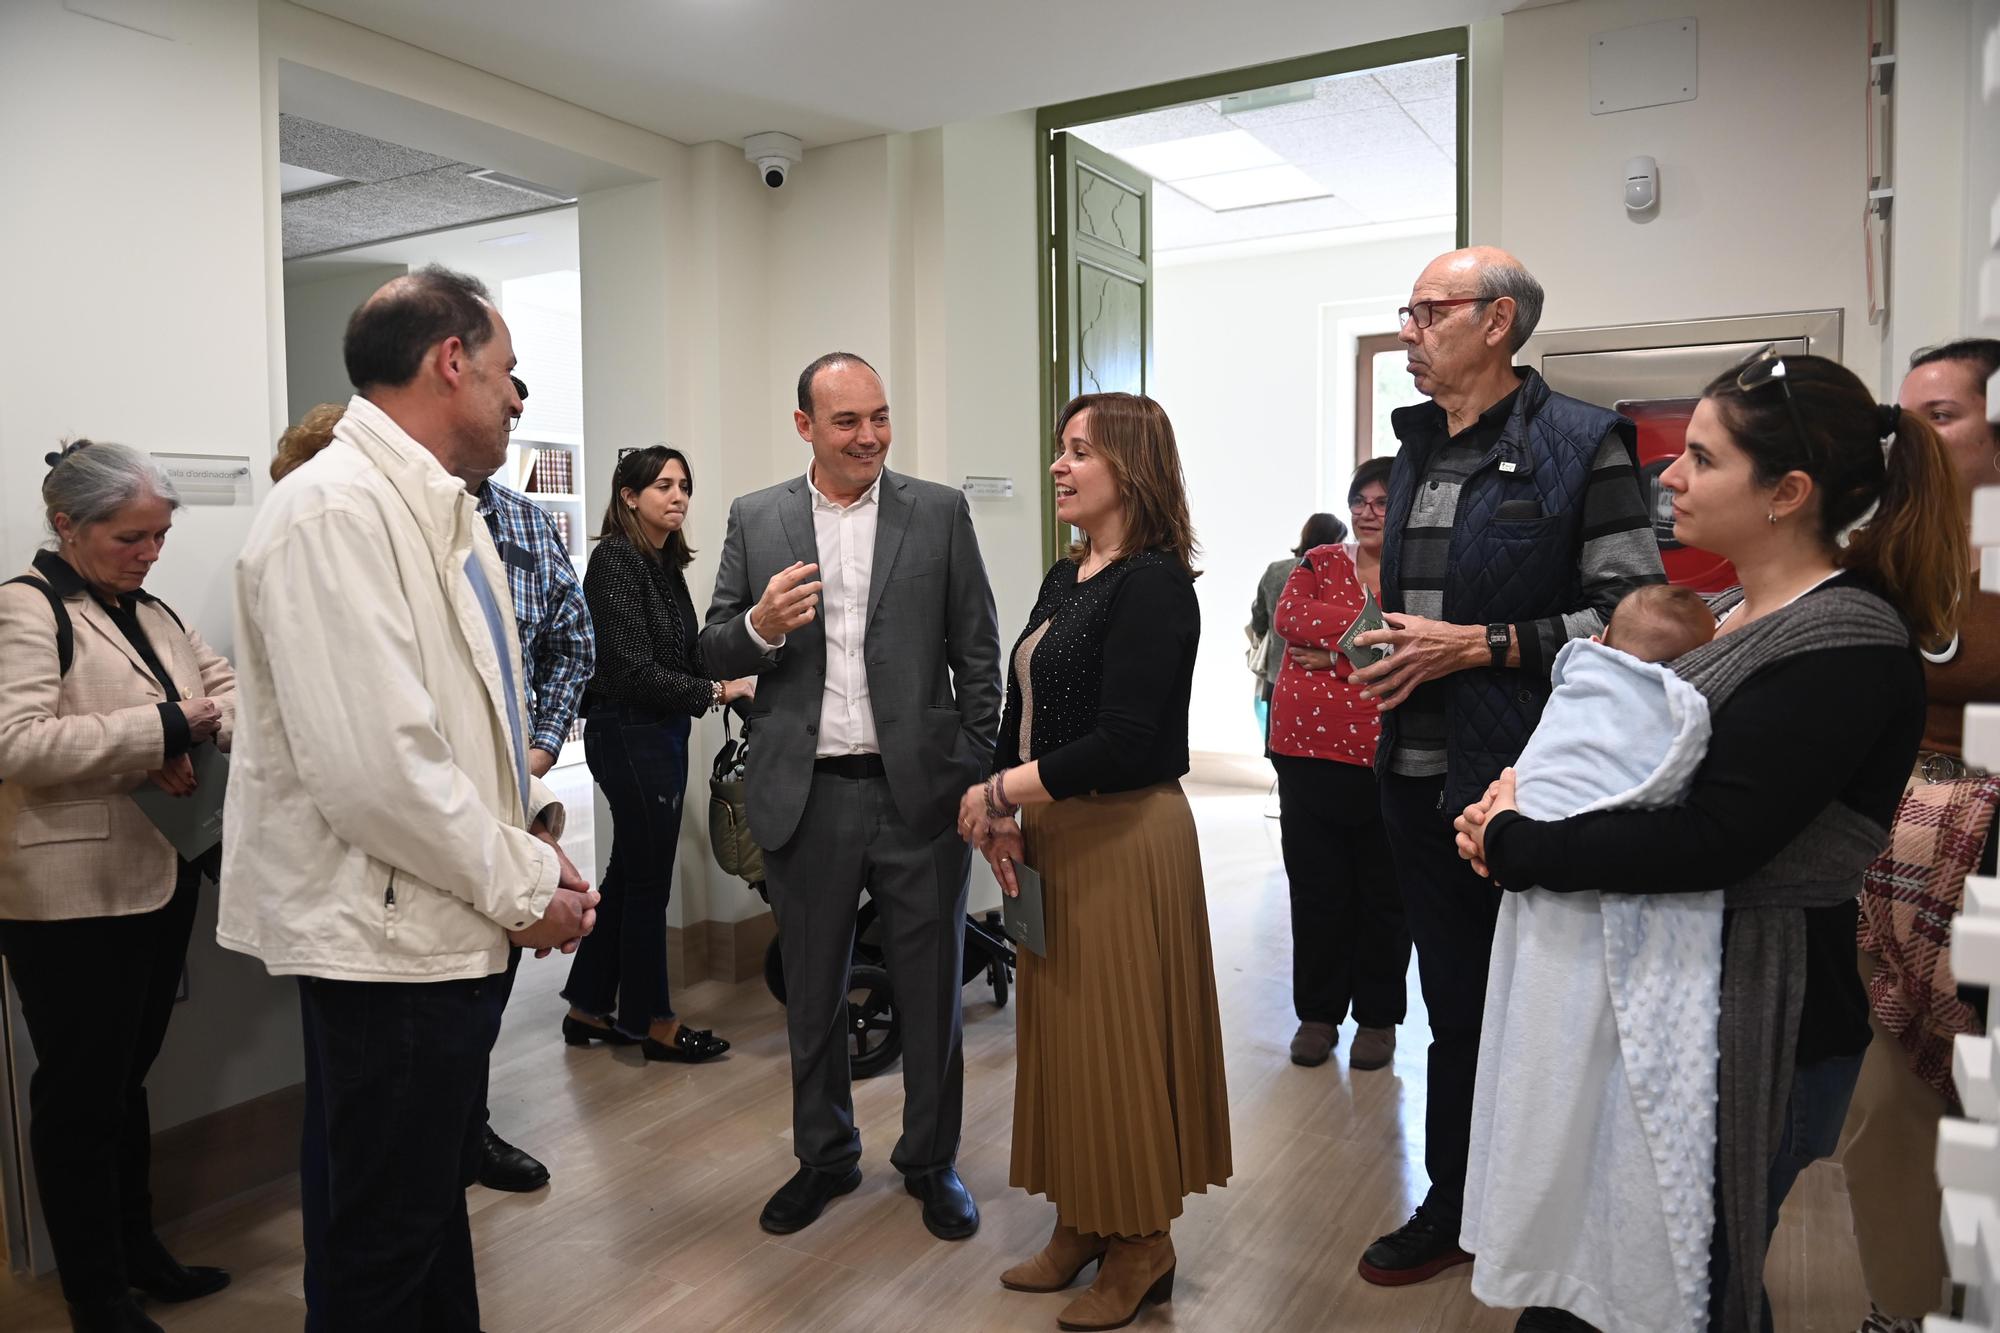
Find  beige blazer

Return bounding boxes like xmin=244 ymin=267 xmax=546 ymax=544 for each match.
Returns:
xmin=0 ymin=558 xmax=237 ymax=920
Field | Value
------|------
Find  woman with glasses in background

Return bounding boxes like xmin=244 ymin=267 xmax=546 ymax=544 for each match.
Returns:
xmin=1265 ymin=459 xmax=1408 ymax=1071
xmin=1455 ymin=349 xmax=1964 ymax=1333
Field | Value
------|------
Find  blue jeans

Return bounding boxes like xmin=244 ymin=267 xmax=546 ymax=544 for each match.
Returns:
xmin=1706 ymin=1049 xmax=1867 ymax=1332
xmin=563 ymin=710 xmax=690 ymax=1033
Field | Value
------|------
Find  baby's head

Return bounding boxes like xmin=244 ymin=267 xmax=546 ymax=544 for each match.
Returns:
xmin=1601 ymin=584 xmax=1716 ymax=664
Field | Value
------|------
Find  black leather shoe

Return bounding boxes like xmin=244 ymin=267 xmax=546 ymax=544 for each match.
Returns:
xmin=68 ymin=1295 xmax=164 ymax=1332
xmin=125 ymin=1233 xmax=229 ymax=1304
xmin=476 ymin=1126 xmax=550 ymax=1192
xmin=758 ymin=1164 xmax=862 ymax=1234
xmin=642 ymin=1024 xmax=731 ymax=1063
xmin=561 ymin=1013 xmax=638 ymax=1047
xmin=1356 ymin=1205 xmax=1472 ymax=1286
xmin=904 ymin=1167 xmax=979 ymax=1240
xmin=1516 ymin=1309 xmax=1598 ymax=1331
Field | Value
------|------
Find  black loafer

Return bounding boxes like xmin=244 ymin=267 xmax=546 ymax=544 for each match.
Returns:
xmin=476 ymin=1126 xmax=550 ymax=1192
xmin=758 ymin=1164 xmax=862 ymax=1234
xmin=561 ymin=1013 xmax=638 ymax=1047
xmin=642 ymin=1024 xmax=731 ymax=1063
xmin=67 ymin=1295 xmax=163 ymax=1333
xmin=125 ymin=1234 xmax=229 ymax=1305
xmin=904 ymin=1167 xmax=979 ymax=1240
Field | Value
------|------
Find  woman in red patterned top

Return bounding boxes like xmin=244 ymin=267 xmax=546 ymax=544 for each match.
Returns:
xmin=1267 ymin=458 xmax=1409 ymax=1071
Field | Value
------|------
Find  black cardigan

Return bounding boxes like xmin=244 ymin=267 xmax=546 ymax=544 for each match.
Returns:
xmin=579 ymin=534 xmax=714 ymax=720
xmin=994 ymin=550 xmax=1199 ymax=799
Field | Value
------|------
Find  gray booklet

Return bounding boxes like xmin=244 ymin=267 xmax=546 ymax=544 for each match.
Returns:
xmin=129 ymin=742 xmax=229 ymax=862
xmin=1001 ymin=860 xmax=1047 ymax=958
xmin=1337 ymin=587 xmax=1390 ymax=672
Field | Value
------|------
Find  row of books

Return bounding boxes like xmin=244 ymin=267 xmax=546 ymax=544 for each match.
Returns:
xmin=519 ymin=447 xmax=575 ymax=495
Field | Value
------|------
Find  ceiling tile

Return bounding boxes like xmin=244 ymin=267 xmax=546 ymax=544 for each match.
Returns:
xmin=1244 ymin=106 xmax=1432 ymax=167
xmin=281 ymin=166 xmax=556 ymax=259
xmin=1069 ymin=102 xmax=1230 ymax=152
xmin=1221 ymin=70 xmax=1396 ymax=127
xmin=279 ymin=114 xmax=456 ymax=182
xmin=1116 ymin=130 xmax=1280 ymax=181
xmin=1400 ymin=97 xmax=1458 ymax=154
xmin=1371 ymin=55 xmax=1458 ymax=103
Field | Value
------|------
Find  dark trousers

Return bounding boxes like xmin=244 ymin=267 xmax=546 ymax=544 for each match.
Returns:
xmin=0 ymin=863 xmax=199 ymax=1304
xmin=1273 ymin=755 xmax=1408 ymax=1029
xmin=477 ymin=945 xmax=522 ymax=1127
xmin=297 ymin=972 xmax=507 ymax=1333
xmin=1379 ymin=771 xmax=1501 ymax=1222
xmin=564 ymin=712 xmax=690 ymax=1033
xmin=763 ymin=771 xmax=971 ymax=1176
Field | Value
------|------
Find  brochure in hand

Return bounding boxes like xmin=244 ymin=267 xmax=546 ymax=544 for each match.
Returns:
xmin=1001 ymin=859 xmax=1047 ymax=958
xmin=1337 ymin=588 xmax=1390 ymax=672
xmin=129 ymin=742 xmax=228 ymax=862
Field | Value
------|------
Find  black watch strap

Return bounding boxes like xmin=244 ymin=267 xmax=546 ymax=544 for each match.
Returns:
xmin=1485 ymin=623 xmax=1510 ymax=668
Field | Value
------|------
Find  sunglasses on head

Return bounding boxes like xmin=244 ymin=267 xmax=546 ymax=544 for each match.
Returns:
xmin=1733 ymin=344 xmax=1810 ymax=456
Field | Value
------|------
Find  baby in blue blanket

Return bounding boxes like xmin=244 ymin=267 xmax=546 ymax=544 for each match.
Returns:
xmin=1463 ymin=581 xmax=1724 ymax=1333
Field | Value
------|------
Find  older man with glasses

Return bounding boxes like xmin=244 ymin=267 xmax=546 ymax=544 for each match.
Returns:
xmin=1346 ymin=247 xmax=1664 ymax=1310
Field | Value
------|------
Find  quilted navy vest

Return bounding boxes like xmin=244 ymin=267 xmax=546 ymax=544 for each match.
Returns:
xmin=1378 ymin=368 xmax=1637 ymax=812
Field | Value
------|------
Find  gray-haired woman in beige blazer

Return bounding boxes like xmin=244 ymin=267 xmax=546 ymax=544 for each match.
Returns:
xmin=0 ymin=441 xmax=236 ymax=1333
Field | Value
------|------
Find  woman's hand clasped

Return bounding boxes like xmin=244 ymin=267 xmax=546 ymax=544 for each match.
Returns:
xmin=178 ymin=696 xmax=222 ymax=743
xmin=1452 ymin=768 xmax=1519 ymax=879
xmin=147 ymin=752 xmax=197 ymax=797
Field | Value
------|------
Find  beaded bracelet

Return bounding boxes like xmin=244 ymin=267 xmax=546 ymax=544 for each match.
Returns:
xmin=984 ymin=770 xmax=1019 ymax=819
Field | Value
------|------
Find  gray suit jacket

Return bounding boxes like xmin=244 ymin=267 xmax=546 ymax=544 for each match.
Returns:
xmin=701 ymin=468 xmax=1002 ymax=850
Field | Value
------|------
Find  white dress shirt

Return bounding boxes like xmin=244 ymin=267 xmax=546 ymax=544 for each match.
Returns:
xmin=745 ymin=467 xmax=882 ymax=757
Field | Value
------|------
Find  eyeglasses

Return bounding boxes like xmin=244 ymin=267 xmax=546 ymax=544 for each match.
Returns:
xmin=1348 ymin=496 xmax=1388 ymax=515
xmin=1733 ymin=345 xmax=1810 ymax=455
xmin=1397 ymin=297 xmax=1493 ymax=331
xmin=506 ymin=374 xmax=529 ymax=433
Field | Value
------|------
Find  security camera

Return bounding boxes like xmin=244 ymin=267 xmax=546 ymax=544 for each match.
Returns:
xmin=744 ymin=132 xmax=802 ymax=189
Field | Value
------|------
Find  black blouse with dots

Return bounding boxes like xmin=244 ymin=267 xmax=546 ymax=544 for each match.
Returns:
xmin=579 ymin=533 xmax=715 ymax=721
xmin=994 ymin=548 xmax=1200 ymax=800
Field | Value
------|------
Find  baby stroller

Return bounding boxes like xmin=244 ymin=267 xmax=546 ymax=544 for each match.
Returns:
xmin=709 ymin=707 xmax=1017 ymax=1080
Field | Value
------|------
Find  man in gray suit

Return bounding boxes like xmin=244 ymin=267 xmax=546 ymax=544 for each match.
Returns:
xmin=702 ymin=352 xmax=1002 ymax=1240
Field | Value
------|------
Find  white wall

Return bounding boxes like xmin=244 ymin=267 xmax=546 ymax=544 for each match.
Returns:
xmin=1154 ymin=230 xmax=1453 ymax=757
xmin=0 ymin=0 xmax=296 ymax=1135
xmin=1887 ymin=0 xmax=1971 ymax=378
xmin=282 ymin=264 xmax=404 ymax=424
xmin=1498 ymin=0 xmax=1882 ymax=387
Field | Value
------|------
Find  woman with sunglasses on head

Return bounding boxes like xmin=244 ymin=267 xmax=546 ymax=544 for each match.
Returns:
xmin=1841 ymin=337 xmax=2000 ymax=1333
xmin=560 ymin=446 xmax=751 ymax=1063
xmin=1454 ymin=350 xmax=1966 ymax=1333
xmin=1265 ymin=459 xmax=1408 ymax=1071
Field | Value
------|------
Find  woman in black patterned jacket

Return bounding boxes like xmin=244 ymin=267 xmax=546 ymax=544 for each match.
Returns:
xmin=561 ymin=446 xmax=751 ymax=1063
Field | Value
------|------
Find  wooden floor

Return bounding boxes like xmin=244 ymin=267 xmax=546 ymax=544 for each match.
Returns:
xmin=0 ymin=787 xmax=1873 ymax=1332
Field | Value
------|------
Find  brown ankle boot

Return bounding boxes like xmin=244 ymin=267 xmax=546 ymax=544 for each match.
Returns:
xmin=1056 ymin=1231 xmax=1175 ymax=1331
xmin=1000 ymin=1221 xmax=1108 ymax=1292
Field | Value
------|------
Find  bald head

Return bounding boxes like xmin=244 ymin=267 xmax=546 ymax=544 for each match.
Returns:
xmin=1415 ymin=247 xmax=1544 ymax=353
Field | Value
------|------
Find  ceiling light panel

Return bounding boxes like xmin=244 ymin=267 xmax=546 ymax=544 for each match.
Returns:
xmin=1116 ymin=130 xmax=1280 ymax=182
xmin=1174 ymin=164 xmax=1331 ymax=211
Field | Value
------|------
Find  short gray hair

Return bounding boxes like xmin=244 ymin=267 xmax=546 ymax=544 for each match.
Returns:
xmin=1475 ymin=260 xmax=1545 ymax=353
xmin=42 ymin=440 xmax=181 ymax=539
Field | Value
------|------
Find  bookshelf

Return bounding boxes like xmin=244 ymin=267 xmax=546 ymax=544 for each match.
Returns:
xmin=509 ymin=437 xmax=590 ymax=767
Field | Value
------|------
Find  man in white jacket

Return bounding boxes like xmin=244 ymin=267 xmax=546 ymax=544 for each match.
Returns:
xmin=218 ymin=265 xmax=597 ymax=1333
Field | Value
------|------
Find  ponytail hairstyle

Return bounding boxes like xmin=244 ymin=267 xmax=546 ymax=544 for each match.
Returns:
xmin=597 ymin=445 xmax=696 ymax=570
xmin=1702 ymin=352 xmax=1967 ymax=650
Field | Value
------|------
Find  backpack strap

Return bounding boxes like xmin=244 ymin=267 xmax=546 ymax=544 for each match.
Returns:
xmin=3 ymin=575 xmax=73 ymax=676
xmin=133 ymin=591 xmax=185 ymax=634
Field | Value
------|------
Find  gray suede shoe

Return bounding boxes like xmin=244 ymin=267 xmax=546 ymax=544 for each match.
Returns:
xmin=1289 ymin=1021 xmax=1337 ymax=1066
xmin=1350 ymin=1025 xmax=1396 ymax=1070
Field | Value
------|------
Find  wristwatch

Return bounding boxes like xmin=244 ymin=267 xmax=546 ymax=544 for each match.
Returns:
xmin=1485 ymin=623 xmax=1510 ymax=668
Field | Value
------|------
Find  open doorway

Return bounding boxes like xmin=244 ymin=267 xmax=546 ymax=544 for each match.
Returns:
xmin=1039 ymin=34 xmax=1465 ymax=766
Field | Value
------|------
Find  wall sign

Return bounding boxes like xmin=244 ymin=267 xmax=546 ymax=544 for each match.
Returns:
xmin=153 ymin=454 xmax=253 ymax=507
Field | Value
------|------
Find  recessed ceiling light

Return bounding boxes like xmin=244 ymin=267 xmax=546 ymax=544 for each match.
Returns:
xmin=1174 ymin=164 xmax=1332 ymax=212
xmin=1116 ymin=130 xmax=1280 ymax=182
xmin=466 ymin=169 xmax=577 ymax=204
xmin=479 ymin=232 xmax=536 ymax=248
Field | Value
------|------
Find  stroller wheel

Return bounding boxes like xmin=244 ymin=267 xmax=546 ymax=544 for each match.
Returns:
xmin=847 ymin=964 xmax=902 ymax=1079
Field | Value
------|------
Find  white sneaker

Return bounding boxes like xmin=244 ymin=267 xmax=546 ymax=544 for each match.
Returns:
xmin=1264 ymin=780 xmax=1281 ymax=819
xmin=1856 ymin=1308 xmax=1923 ymax=1333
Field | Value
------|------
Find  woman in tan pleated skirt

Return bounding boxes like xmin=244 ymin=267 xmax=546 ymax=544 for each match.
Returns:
xmin=959 ymin=392 xmax=1231 ymax=1332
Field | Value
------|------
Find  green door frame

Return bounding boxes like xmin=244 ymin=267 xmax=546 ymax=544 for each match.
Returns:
xmin=1035 ymin=26 xmax=1472 ymax=565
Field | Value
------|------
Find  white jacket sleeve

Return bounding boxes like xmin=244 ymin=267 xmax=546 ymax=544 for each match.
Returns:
xmin=249 ymin=508 xmax=558 ymax=931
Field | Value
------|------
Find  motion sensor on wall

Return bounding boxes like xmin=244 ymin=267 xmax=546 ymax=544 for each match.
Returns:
xmin=1624 ymin=156 xmax=1659 ymax=213
xmin=744 ymin=132 xmax=803 ymax=189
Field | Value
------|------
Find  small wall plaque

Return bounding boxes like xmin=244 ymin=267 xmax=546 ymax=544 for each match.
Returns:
xmin=961 ymin=476 xmax=1014 ymax=499
xmin=154 ymin=454 xmax=253 ymax=507
xmin=1589 ymin=17 xmax=1698 ymax=116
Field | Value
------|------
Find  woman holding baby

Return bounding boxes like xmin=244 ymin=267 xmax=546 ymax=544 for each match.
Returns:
xmin=1455 ymin=349 xmax=1966 ymax=1333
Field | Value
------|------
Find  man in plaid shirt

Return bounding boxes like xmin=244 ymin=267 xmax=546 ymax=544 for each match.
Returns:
xmin=467 ymin=416 xmax=594 ymax=1193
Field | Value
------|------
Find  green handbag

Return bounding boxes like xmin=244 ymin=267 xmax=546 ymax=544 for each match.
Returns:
xmin=707 ymin=709 xmax=763 ymax=884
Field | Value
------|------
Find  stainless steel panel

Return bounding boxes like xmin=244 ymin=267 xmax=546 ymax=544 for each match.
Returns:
xmin=1520 ymin=310 xmax=1843 ymax=367
xmin=1540 ymin=338 xmax=1806 ymax=410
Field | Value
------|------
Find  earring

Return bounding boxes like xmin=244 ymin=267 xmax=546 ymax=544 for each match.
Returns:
xmin=1767 ymin=512 xmax=1777 ymax=525
xmin=1990 ymin=451 xmax=2000 ymax=475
